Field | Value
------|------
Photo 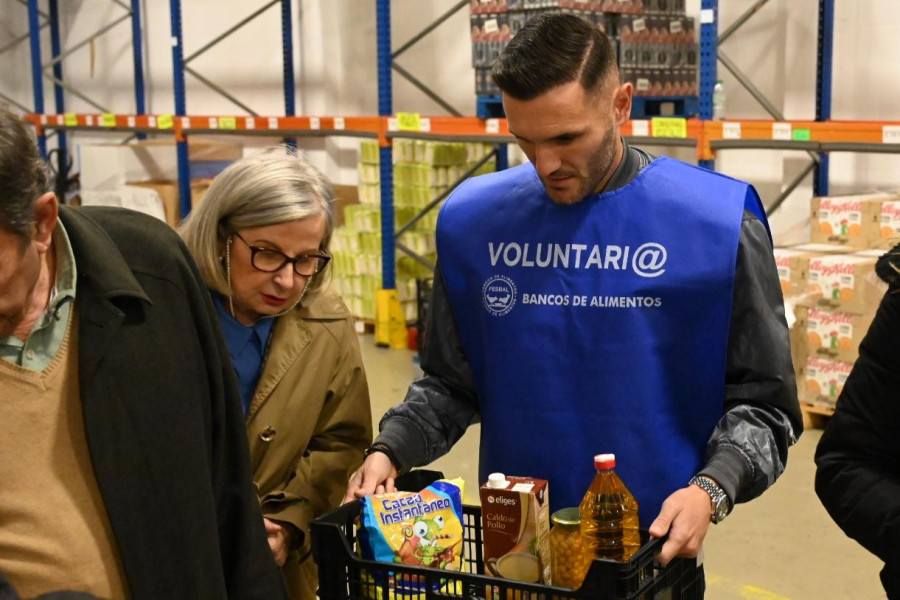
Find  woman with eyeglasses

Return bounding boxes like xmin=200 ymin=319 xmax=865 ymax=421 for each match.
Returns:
xmin=180 ymin=148 xmax=372 ymax=600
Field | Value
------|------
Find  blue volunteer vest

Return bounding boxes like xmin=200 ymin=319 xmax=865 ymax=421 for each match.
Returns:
xmin=437 ymin=157 xmax=768 ymax=525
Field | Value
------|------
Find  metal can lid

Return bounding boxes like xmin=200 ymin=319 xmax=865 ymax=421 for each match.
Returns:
xmin=551 ymin=507 xmax=581 ymax=526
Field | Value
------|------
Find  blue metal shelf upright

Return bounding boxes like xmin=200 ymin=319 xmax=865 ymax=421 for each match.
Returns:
xmin=815 ymin=0 xmax=835 ymax=196
xmin=375 ymin=0 xmax=509 ymax=290
xmin=698 ymin=0 xmax=835 ymax=208
xmin=26 ymin=0 xmax=147 ymax=187
xmin=168 ymin=0 xmax=298 ymax=218
xmin=377 ymin=0 xmax=396 ymax=290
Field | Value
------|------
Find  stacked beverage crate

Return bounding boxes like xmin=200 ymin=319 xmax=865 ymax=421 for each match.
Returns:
xmin=330 ymin=140 xmax=496 ymax=321
xmin=470 ymin=0 xmax=698 ymax=102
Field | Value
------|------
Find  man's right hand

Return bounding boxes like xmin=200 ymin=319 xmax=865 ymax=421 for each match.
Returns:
xmin=343 ymin=451 xmax=399 ymax=504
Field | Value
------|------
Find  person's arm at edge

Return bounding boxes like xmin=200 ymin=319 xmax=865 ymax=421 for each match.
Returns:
xmin=264 ymin=314 xmax=373 ymax=559
xmin=815 ymin=247 xmax=900 ymax=596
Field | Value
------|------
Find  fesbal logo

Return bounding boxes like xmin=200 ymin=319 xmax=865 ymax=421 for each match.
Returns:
xmin=482 ymin=275 xmax=517 ymax=316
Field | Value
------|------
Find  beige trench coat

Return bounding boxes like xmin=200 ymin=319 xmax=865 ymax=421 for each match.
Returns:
xmin=246 ymin=286 xmax=372 ymax=600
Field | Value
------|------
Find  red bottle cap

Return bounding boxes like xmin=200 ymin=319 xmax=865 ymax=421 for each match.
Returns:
xmin=594 ymin=453 xmax=616 ymax=470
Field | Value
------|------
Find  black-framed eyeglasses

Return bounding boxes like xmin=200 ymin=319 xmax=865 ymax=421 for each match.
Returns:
xmin=232 ymin=232 xmax=331 ymax=277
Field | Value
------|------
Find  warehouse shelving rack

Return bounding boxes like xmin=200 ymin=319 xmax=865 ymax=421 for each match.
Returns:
xmin=20 ymin=0 xmax=900 ymax=289
xmin=22 ymin=0 xmax=147 ymax=196
xmin=695 ymin=0 xmax=899 ymax=211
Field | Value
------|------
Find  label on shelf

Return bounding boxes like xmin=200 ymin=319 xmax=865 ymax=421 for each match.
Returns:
xmin=420 ymin=117 xmax=431 ymax=132
xmin=310 ymin=116 xmax=321 ymax=130
xmin=157 ymin=114 xmax=174 ymax=129
xmin=40 ymin=115 xmax=47 ymax=125
xmin=85 ymin=115 xmax=94 ymax=127
xmin=181 ymin=117 xmax=190 ymax=129
xmin=64 ymin=113 xmax=77 ymax=127
xmin=387 ymin=117 xmax=399 ymax=132
xmin=127 ymin=116 xmax=136 ymax=128
xmin=148 ymin=116 xmax=157 ymax=128
xmin=208 ymin=117 xmax=218 ymax=129
xmin=397 ymin=112 xmax=422 ymax=131
xmin=772 ymin=122 xmax=792 ymax=141
xmin=268 ymin=117 xmax=278 ymax=130
xmin=651 ymin=117 xmax=687 ymax=139
xmin=218 ymin=117 xmax=237 ymax=130
xmin=631 ymin=120 xmax=650 ymax=137
xmin=792 ymin=128 xmax=811 ymax=141
xmin=700 ymin=9 xmax=715 ymax=24
xmin=246 ymin=117 xmax=255 ymax=130
xmin=883 ymin=125 xmax=900 ymax=144
xmin=334 ymin=117 xmax=346 ymax=130
xmin=485 ymin=118 xmax=500 ymax=134
xmin=722 ymin=122 xmax=741 ymax=139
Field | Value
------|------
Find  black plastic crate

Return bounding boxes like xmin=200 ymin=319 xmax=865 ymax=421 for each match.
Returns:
xmin=311 ymin=501 xmax=702 ymax=600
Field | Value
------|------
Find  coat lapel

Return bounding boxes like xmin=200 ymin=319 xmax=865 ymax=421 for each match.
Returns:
xmin=59 ymin=206 xmax=150 ymax=387
xmin=248 ymin=312 xmax=311 ymax=418
xmin=76 ymin=286 xmax=126 ymax=387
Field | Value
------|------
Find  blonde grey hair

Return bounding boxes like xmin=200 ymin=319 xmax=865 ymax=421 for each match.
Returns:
xmin=179 ymin=146 xmax=335 ymax=298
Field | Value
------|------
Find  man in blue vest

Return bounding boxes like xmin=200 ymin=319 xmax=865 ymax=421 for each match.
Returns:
xmin=346 ymin=13 xmax=801 ymax=568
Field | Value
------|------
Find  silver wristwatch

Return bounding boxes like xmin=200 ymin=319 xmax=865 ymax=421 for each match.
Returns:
xmin=689 ymin=475 xmax=731 ymax=524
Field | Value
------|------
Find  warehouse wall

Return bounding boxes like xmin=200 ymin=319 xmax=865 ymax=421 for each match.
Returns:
xmin=0 ymin=0 xmax=898 ymax=241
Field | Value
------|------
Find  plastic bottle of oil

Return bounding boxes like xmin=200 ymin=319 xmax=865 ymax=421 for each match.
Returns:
xmin=578 ymin=453 xmax=641 ymax=562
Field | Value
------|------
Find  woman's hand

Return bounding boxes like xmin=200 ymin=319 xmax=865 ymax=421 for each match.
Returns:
xmin=263 ymin=518 xmax=297 ymax=567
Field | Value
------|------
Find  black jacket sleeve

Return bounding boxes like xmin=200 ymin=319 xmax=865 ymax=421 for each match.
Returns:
xmin=815 ymin=245 xmax=900 ymax=598
xmin=376 ymin=265 xmax=479 ymax=472
xmin=698 ymin=211 xmax=802 ymax=506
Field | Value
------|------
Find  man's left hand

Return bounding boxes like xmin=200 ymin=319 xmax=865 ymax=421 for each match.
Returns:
xmin=647 ymin=485 xmax=713 ymax=565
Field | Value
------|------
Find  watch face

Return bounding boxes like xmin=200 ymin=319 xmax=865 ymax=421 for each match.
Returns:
xmin=715 ymin=500 xmax=729 ymax=523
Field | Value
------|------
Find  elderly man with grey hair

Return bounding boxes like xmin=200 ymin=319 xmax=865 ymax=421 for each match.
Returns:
xmin=0 ymin=107 xmax=287 ymax=600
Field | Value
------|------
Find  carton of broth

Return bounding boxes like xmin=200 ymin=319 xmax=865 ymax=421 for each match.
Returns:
xmin=480 ymin=473 xmax=551 ymax=584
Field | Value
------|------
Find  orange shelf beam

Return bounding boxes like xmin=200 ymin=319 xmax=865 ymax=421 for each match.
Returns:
xmin=26 ymin=114 xmax=900 ymax=163
xmin=701 ymin=119 xmax=900 ymax=158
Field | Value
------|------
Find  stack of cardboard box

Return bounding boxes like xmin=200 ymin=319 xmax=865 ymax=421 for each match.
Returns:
xmin=470 ymin=0 xmax=697 ymax=100
xmin=77 ymin=138 xmax=241 ymax=227
xmin=777 ymin=192 xmax=899 ymax=412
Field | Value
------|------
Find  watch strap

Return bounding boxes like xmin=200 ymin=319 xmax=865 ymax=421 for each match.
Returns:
xmin=364 ymin=442 xmax=402 ymax=472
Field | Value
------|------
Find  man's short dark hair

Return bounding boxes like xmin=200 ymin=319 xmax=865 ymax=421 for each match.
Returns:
xmin=0 ymin=106 xmax=49 ymax=239
xmin=491 ymin=13 xmax=618 ymax=101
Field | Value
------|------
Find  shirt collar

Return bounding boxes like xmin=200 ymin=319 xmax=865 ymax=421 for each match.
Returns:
xmin=213 ymin=294 xmax=275 ymax=350
xmin=43 ymin=219 xmax=77 ymax=325
xmin=0 ymin=218 xmax=77 ymax=351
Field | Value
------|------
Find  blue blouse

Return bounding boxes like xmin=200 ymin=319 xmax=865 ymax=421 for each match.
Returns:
xmin=213 ymin=294 xmax=275 ymax=414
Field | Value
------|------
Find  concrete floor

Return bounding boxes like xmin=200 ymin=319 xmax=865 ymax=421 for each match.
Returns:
xmin=358 ymin=334 xmax=887 ymax=599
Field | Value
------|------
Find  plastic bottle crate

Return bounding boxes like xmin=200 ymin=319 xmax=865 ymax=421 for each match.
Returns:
xmin=311 ymin=501 xmax=702 ymax=600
